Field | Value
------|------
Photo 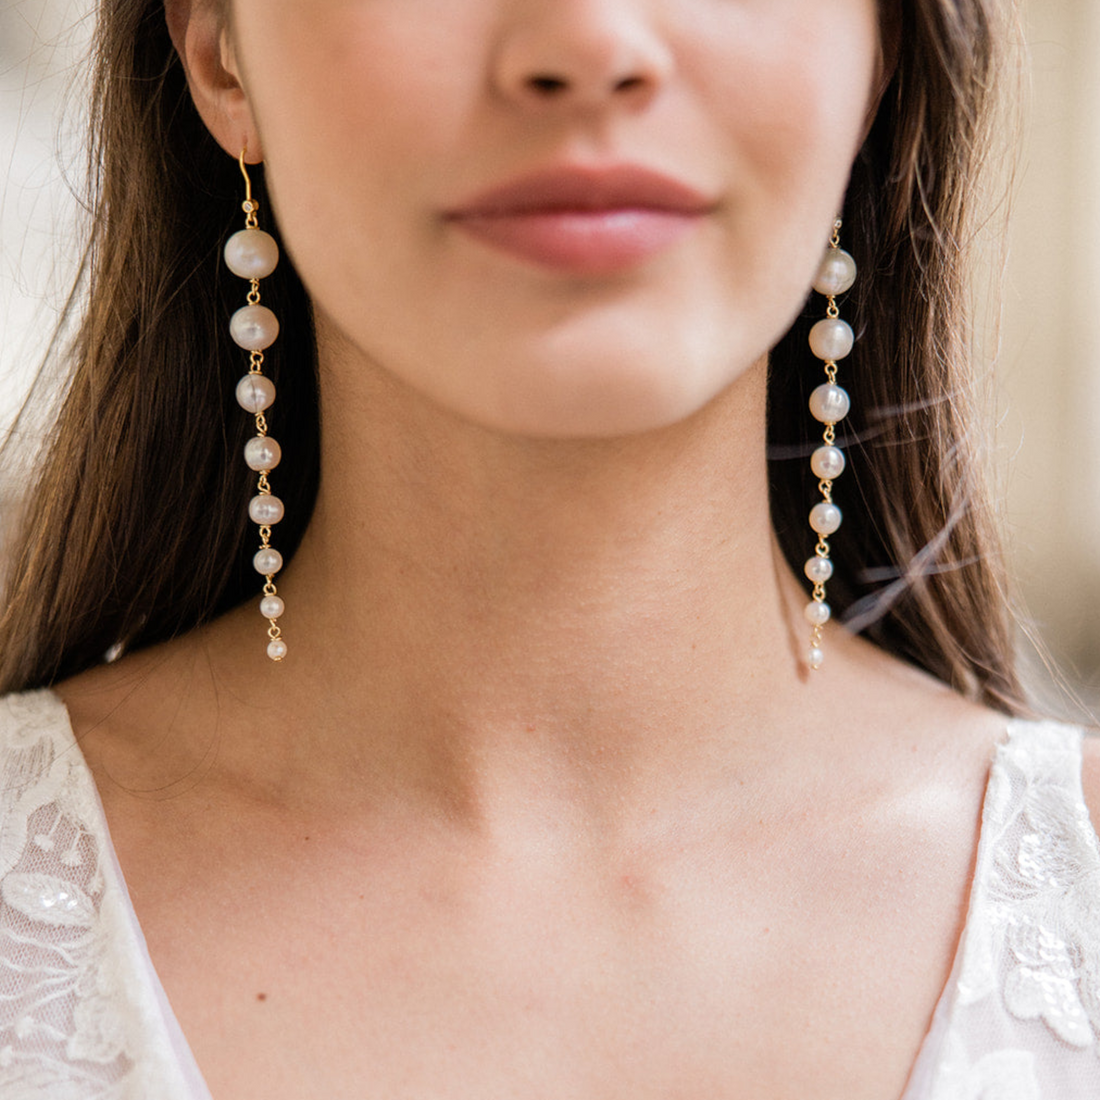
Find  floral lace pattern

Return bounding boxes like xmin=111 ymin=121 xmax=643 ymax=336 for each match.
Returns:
xmin=0 ymin=691 xmax=203 ymax=1099
xmin=907 ymin=721 xmax=1100 ymax=1100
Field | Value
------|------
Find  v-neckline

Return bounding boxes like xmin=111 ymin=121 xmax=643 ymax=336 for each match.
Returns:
xmin=49 ymin=689 xmax=1009 ymax=1100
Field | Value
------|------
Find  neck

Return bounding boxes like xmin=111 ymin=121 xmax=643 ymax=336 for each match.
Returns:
xmin=186 ymin=350 xmax=843 ymax=835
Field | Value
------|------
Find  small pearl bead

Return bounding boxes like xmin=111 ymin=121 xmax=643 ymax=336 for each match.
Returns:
xmin=813 ymin=248 xmax=857 ymax=297
xmin=249 ymin=494 xmax=285 ymax=525
xmin=809 ymin=384 xmax=851 ymax=424
xmin=809 ymin=502 xmax=842 ymax=535
xmin=260 ymin=595 xmax=285 ymax=619
xmin=254 ymin=548 xmax=284 ymax=575
xmin=230 ymin=305 xmax=280 ymax=351
xmin=811 ymin=445 xmax=846 ymax=480
xmin=809 ymin=647 xmax=824 ymax=670
xmin=804 ymin=601 xmax=831 ymax=626
xmin=267 ymin=638 xmax=288 ymax=662
xmin=236 ymin=374 xmax=275 ymax=413
xmin=244 ymin=436 xmax=282 ymax=472
xmin=804 ymin=556 xmax=833 ymax=584
xmin=809 ymin=318 xmax=854 ymax=362
xmin=224 ymin=229 xmax=280 ymax=280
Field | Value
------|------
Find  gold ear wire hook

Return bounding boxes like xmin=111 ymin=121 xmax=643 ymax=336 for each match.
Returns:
xmin=238 ymin=148 xmax=253 ymax=201
xmin=238 ymin=148 xmax=259 ymax=228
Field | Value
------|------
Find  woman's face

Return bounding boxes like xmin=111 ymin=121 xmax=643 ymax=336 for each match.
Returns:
xmin=221 ymin=0 xmax=882 ymax=438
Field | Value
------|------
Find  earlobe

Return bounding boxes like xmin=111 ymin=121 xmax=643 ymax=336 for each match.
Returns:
xmin=164 ymin=0 xmax=264 ymax=162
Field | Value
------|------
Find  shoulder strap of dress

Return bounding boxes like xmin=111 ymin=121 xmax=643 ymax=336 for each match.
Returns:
xmin=1000 ymin=717 xmax=1084 ymax=778
xmin=985 ymin=718 xmax=1095 ymax=838
xmin=0 ymin=689 xmax=74 ymax=757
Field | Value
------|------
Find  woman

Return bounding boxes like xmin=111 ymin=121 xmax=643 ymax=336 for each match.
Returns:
xmin=0 ymin=0 xmax=1097 ymax=1096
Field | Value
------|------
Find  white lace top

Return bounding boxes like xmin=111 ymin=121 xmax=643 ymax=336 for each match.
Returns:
xmin=1 ymin=690 xmax=1098 ymax=1099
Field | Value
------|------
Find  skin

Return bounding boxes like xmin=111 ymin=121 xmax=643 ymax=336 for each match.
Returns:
xmin=54 ymin=1 xmax=1100 ymax=1098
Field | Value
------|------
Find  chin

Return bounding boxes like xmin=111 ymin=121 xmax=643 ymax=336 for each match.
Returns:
xmin=480 ymin=362 xmax=741 ymax=441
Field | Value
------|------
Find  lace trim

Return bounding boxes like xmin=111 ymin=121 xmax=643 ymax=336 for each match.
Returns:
xmin=0 ymin=691 xmax=201 ymax=1099
xmin=911 ymin=721 xmax=1100 ymax=1099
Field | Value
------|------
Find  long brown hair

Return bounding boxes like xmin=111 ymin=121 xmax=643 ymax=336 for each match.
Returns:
xmin=0 ymin=0 xmax=1025 ymax=711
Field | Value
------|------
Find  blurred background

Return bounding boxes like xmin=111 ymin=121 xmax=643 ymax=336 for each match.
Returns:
xmin=1 ymin=0 xmax=1099 ymax=718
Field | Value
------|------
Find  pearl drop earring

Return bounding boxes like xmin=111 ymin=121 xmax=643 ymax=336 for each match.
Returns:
xmin=225 ymin=150 xmax=288 ymax=662
xmin=804 ymin=219 xmax=857 ymax=670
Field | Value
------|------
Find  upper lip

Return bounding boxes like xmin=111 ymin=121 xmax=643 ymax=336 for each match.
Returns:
xmin=444 ymin=163 xmax=718 ymax=217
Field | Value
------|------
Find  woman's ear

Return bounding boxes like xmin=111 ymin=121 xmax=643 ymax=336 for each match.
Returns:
xmin=165 ymin=0 xmax=264 ymax=162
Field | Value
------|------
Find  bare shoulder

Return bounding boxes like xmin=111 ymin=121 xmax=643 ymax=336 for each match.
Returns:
xmin=1081 ymin=730 xmax=1100 ymax=832
xmin=836 ymin=630 xmax=1013 ymax=769
xmin=51 ymin=628 xmax=228 ymax=795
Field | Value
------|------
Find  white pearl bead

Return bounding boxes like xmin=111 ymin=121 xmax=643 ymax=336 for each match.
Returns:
xmin=254 ymin=548 xmax=284 ymax=575
xmin=224 ymin=229 xmax=280 ymax=280
xmin=267 ymin=638 xmax=288 ymax=662
xmin=809 ymin=384 xmax=850 ymax=424
xmin=244 ymin=436 xmax=282 ymax=472
xmin=811 ymin=445 xmax=846 ymax=480
xmin=260 ymin=595 xmax=286 ymax=619
xmin=236 ymin=374 xmax=276 ymax=413
xmin=804 ymin=601 xmax=831 ymax=626
xmin=230 ymin=305 xmax=280 ymax=351
xmin=809 ymin=318 xmax=854 ymax=362
xmin=809 ymin=647 xmax=824 ymax=670
xmin=813 ymin=248 xmax=857 ymax=297
xmin=809 ymin=502 xmax=842 ymax=535
xmin=804 ymin=556 xmax=833 ymax=584
xmin=249 ymin=494 xmax=285 ymax=525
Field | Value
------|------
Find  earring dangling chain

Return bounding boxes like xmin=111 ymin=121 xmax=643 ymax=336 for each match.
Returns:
xmin=225 ymin=150 xmax=288 ymax=661
xmin=804 ymin=218 xmax=857 ymax=670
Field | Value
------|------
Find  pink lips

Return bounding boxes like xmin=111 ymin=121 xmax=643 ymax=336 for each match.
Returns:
xmin=443 ymin=164 xmax=716 ymax=275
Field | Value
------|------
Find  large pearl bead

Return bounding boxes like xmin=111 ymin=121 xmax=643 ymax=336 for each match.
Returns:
xmin=260 ymin=595 xmax=285 ymax=619
xmin=809 ymin=502 xmax=842 ymax=535
xmin=813 ymin=248 xmax=857 ymax=297
xmin=224 ymin=229 xmax=280 ymax=280
xmin=811 ymin=445 xmax=846 ymax=480
xmin=809 ymin=384 xmax=850 ymax=424
xmin=249 ymin=494 xmax=285 ymax=525
xmin=267 ymin=638 xmax=288 ymax=662
xmin=253 ymin=548 xmax=284 ymax=576
xmin=236 ymin=374 xmax=276 ymax=413
xmin=809 ymin=318 xmax=854 ymax=362
xmin=244 ymin=436 xmax=282 ymax=472
xmin=804 ymin=556 xmax=833 ymax=584
xmin=804 ymin=601 xmax=831 ymax=627
xmin=230 ymin=305 xmax=280 ymax=351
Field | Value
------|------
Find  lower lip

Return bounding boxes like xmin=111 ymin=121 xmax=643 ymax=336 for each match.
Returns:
xmin=447 ymin=209 xmax=703 ymax=275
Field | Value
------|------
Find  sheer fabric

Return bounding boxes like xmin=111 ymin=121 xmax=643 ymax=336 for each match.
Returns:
xmin=1 ymin=689 xmax=1098 ymax=1099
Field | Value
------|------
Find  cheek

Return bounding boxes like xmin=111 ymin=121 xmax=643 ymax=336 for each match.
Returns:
xmin=683 ymin=3 xmax=878 ymax=320
xmin=695 ymin=3 xmax=878 ymax=204
xmin=233 ymin=1 xmax=485 ymax=283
